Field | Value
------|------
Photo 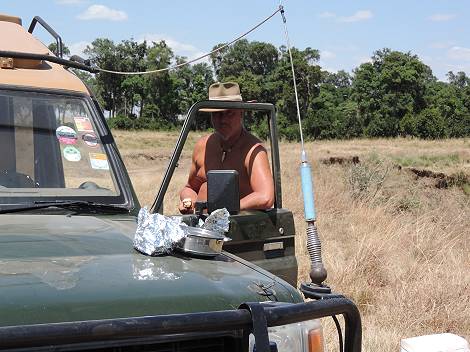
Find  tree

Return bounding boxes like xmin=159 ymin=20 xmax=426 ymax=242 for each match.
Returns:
xmin=352 ymin=49 xmax=435 ymax=137
xmin=303 ymin=70 xmax=358 ymax=139
xmin=118 ymin=39 xmax=148 ymax=117
xmin=144 ymin=40 xmax=179 ymax=123
xmin=212 ymin=41 xmax=342 ymax=140
xmin=447 ymin=71 xmax=470 ymax=89
xmin=323 ymin=70 xmax=352 ymax=89
xmin=173 ymin=60 xmax=214 ymax=116
xmin=85 ymin=39 xmax=125 ymax=117
xmin=48 ymin=43 xmax=70 ymax=57
xmin=415 ymin=107 xmax=447 ymax=139
xmin=211 ymin=40 xmax=279 ymax=79
xmin=306 ymin=70 xmax=359 ymax=139
xmin=267 ymin=46 xmax=322 ymax=140
xmin=211 ymin=40 xmax=280 ymax=103
xmin=425 ymin=80 xmax=470 ymax=137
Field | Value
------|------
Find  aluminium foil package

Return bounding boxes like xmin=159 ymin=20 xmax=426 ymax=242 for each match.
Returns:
xmin=133 ymin=207 xmax=187 ymax=256
xmin=133 ymin=207 xmax=231 ymax=256
xmin=202 ymin=208 xmax=230 ymax=236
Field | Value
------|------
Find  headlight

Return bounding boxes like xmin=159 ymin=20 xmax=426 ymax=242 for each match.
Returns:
xmin=249 ymin=319 xmax=324 ymax=352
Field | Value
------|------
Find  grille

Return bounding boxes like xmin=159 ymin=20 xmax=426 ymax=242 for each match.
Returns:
xmin=68 ymin=335 xmax=244 ymax=352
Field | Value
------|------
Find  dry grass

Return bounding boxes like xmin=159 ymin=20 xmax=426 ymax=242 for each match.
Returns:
xmin=114 ymin=131 xmax=470 ymax=352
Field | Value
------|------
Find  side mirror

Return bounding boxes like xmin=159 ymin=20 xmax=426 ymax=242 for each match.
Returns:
xmin=207 ymin=170 xmax=240 ymax=214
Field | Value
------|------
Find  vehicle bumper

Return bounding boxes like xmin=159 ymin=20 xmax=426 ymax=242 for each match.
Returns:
xmin=0 ymin=296 xmax=361 ymax=352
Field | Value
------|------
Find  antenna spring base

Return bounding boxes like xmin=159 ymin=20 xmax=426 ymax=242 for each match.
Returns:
xmin=306 ymin=221 xmax=327 ymax=285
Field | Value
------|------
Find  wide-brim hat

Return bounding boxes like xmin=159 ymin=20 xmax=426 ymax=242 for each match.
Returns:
xmin=199 ymin=81 xmax=243 ymax=112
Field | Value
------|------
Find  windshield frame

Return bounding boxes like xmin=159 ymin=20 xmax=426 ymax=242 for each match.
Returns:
xmin=0 ymin=84 xmax=136 ymax=211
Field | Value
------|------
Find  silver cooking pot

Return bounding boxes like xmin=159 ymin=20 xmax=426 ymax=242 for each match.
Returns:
xmin=176 ymin=226 xmax=228 ymax=257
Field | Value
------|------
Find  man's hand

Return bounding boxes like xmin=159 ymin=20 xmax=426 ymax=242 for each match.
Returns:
xmin=178 ymin=138 xmax=205 ymax=214
xmin=179 ymin=197 xmax=194 ymax=214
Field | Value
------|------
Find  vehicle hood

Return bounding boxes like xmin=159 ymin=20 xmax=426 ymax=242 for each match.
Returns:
xmin=0 ymin=214 xmax=300 ymax=327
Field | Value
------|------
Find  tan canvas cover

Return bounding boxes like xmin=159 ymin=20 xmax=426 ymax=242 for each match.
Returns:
xmin=0 ymin=14 xmax=22 ymax=25
xmin=0 ymin=19 xmax=89 ymax=94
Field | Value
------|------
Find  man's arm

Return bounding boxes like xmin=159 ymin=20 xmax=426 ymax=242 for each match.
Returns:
xmin=178 ymin=138 xmax=205 ymax=214
xmin=240 ymin=144 xmax=275 ymax=210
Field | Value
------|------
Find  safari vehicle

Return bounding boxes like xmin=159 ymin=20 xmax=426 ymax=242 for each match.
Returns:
xmin=0 ymin=14 xmax=361 ymax=352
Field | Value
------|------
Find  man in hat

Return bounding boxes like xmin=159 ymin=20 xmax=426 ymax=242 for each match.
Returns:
xmin=179 ymin=82 xmax=274 ymax=214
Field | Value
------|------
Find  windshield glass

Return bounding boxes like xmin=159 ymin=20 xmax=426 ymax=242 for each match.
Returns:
xmin=0 ymin=89 xmax=123 ymax=204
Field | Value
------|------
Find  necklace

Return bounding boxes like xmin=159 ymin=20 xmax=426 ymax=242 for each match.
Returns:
xmin=220 ymin=129 xmax=244 ymax=163
xmin=221 ymin=150 xmax=229 ymax=163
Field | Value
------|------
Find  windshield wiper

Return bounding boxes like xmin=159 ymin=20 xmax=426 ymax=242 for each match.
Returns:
xmin=0 ymin=200 xmax=129 ymax=214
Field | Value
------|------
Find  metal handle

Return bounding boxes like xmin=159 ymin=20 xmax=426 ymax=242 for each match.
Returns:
xmin=28 ymin=16 xmax=64 ymax=58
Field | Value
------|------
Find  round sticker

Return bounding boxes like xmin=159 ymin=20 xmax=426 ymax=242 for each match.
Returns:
xmin=56 ymin=126 xmax=77 ymax=145
xmin=82 ymin=133 xmax=99 ymax=148
xmin=63 ymin=146 xmax=81 ymax=162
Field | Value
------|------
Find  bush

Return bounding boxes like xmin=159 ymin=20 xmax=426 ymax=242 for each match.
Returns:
xmin=346 ymin=155 xmax=390 ymax=200
xmin=415 ymin=108 xmax=447 ymax=139
xmin=107 ymin=115 xmax=135 ymax=130
xmin=250 ymin=119 xmax=269 ymax=140
xmin=399 ymin=112 xmax=418 ymax=136
xmin=280 ymin=125 xmax=300 ymax=141
xmin=108 ymin=115 xmax=174 ymax=130
xmin=250 ymin=116 xmax=301 ymax=142
xmin=277 ymin=113 xmax=301 ymax=142
xmin=365 ymin=113 xmax=398 ymax=137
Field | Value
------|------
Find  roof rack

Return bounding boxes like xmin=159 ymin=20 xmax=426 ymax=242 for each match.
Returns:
xmin=0 ymin=50 xmax=97 ymax=73
xmin=28 ymin=16 xmax=63 ymax=58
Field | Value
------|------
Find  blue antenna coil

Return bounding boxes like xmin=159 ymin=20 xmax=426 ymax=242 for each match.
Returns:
xmin=300 ymin=161 xmax=316 ymax=221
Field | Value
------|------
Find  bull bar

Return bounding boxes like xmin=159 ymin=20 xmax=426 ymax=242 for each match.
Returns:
xmin=0 ymin=296 xmax=361 ymax=351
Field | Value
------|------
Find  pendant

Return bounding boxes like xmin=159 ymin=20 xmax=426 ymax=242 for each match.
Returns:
xmin=221 ymin=151 xmax=227 ymax=163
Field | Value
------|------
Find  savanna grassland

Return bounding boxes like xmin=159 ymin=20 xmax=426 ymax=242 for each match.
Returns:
xmin=114 ymin=130 xmax=470 ymax=352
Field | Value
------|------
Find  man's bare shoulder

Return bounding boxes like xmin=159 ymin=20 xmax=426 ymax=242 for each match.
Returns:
xmin=193 ymin=134 xmax=211 ymax=152
xmin=243 ymin=131 xmax=267 ymax=150
xmin=193 ymin=134 xmax=220 ymax=162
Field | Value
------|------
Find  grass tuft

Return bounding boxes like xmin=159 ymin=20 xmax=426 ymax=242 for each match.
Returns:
xmin=394 ymin=153 xmax=460 ymax=168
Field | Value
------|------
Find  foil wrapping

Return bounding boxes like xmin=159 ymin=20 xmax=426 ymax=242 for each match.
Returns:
xmin=202 ymin=208 xmax=230 ymax=236
xmin=133 ymin=207 xmax=231 ymax=256
xmin=133 ymin=207 xmax=186 ymax=256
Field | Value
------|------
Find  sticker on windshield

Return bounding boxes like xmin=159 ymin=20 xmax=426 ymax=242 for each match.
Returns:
xmin=74 ymin=117 xmax=93 ymax=132
xmin=89 ymin=153 xmax=109 ymax=170
xmin=56 ymin=126 xmax=77 ymax=145
xmin=63 ymin=146 xmax=81 ymax=162
xmin=82 ymin=133 xmax=99 ymax=148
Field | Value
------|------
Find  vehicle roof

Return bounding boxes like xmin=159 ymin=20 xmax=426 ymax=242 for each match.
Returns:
xmin=0 ymin=15 xmax=89 ymax=95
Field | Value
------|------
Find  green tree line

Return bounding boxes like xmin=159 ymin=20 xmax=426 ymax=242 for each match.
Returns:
xmin=59 ymin=39 xmax=470 ymax=139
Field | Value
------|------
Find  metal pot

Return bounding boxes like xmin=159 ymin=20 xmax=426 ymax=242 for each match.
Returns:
xmin=177 ymin=226 xmax=226 ymax=257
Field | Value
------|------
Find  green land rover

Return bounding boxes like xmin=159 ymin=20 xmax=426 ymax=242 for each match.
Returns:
xmin=0 ymin=13 xmax=361 ymax=352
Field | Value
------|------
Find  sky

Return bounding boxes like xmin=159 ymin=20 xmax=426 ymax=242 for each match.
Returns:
xmin=3 ymin=0 xmax=469 ymax=81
